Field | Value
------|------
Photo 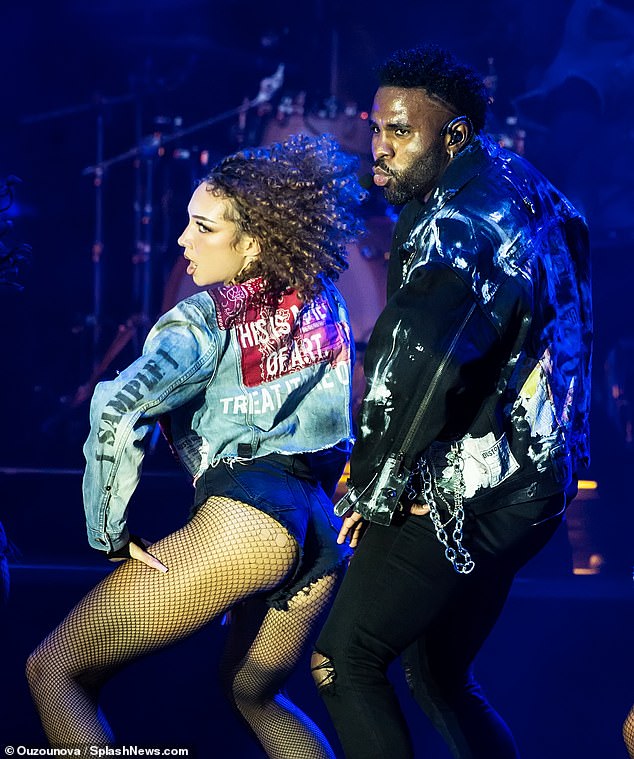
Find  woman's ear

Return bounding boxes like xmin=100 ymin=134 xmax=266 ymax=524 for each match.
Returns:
xmin=235 ymin=236 xmax=261 ymax=281
xmin=242 ymin=235 xmax=261 ymax=263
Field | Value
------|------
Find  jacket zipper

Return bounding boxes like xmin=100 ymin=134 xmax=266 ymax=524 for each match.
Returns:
xmin=395 ymin=302 xmax=478 ymax=463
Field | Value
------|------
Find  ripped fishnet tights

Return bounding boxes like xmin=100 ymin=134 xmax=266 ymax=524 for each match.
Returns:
xmin=220 ymin=571 xmax=341 ymax=759
xmin=624 ymin=704 xmax=634 ymax=758
xmin=26 ymin=496 xmax=338 ymax=758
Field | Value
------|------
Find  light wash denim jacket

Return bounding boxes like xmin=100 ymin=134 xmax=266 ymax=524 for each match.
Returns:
xmin=83 ymin=277 xmax=354 ymax=552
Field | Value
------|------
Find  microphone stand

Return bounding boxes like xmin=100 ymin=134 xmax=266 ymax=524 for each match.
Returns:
xmin=73 ymin=65 xmax=285 ymax=396
xmin=82 ymin=65 xmax=285 ymax=176
xmin=22 ymin=93 xmax=136 ymax=371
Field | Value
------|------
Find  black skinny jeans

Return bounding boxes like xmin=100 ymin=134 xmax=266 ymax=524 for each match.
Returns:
xmin=315 ymin=494 xmax=566 ymax=759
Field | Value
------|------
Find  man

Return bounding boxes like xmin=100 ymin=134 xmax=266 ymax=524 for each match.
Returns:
xmin=312 ymin=44 xmax=591 ymax=759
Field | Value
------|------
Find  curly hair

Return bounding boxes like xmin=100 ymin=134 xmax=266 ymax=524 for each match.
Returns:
xmin=201 ymin=134 xmax=366 ymax=301
xmin=377 ymin=44 xmax=489 ymax=133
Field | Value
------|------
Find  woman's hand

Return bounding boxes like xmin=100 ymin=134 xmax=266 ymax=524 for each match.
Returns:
xmin=129 ymin=540 xmax=168 ymax=572
xmin=337 ymin=509 xmax=368 ymax=548
xmin=108 ymin=536 xmax=168 ymax=573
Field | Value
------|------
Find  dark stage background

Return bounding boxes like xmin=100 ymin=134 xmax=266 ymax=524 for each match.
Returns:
xmin=1 ymin=0 xmax=633 ymax=755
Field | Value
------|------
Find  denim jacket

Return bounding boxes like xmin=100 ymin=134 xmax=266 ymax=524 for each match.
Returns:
xmin=83 ymin=277 xmax=354 ymax=552
xmin=336 ymin=135 xmax=592 ymax=525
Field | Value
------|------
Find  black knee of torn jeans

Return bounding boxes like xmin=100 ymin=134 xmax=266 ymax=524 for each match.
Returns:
xmin=311 ymin=648 xmax=336 ymax=692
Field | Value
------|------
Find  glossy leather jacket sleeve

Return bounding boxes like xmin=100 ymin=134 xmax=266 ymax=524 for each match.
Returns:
xmin=342 ymin=262 xmax=510 ymax=521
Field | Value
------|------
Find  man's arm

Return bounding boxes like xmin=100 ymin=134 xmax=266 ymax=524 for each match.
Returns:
xmin=339 ymin=262 xmax=526 ymax=524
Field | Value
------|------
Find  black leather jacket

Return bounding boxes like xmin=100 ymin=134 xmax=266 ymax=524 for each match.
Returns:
xmin=336 ymin=135 xmax=592 ymax=525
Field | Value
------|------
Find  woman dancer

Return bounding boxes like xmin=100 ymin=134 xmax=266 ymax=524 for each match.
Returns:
xmin=27 ymin=134 xmax=364 ymax=757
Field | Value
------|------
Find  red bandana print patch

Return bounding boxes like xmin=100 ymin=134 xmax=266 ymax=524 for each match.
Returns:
xmin=210 ymin=281 xmax=349 ymax=388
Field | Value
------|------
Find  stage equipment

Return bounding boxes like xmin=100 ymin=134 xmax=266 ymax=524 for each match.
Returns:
xmin=51 ymin=68 xmax=285 ymax=415
xmin=22 ymin=92 xmax=136 ymax=366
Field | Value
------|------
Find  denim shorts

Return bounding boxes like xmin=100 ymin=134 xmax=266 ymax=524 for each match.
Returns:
xmin=193 ymin=454 xmax=351 ymax=610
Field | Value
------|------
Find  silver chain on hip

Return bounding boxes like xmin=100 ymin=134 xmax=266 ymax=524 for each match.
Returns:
xmin=421 ymin=443 xmax=475 ymax=575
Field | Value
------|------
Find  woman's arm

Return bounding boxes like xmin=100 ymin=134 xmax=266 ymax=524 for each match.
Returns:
xmin=83 ymin=299 xmax=220 ymax=554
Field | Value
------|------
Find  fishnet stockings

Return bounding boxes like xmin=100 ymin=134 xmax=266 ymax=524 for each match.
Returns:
xmin=221 ymin=572 xmax=342 ymax=759
xmin=26 ymin=496 xmax=327 ymax=754
xmin=624 ymin=704 xmax=634 ymax=758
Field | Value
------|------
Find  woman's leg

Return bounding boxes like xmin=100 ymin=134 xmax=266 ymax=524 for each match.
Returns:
xmin=624 ymin=704 xmax=634 ymax=758
xmin=221 ymin=570 xmax=343 ymax=759
xmin=26 ymin=496 xmax=299 ymax=746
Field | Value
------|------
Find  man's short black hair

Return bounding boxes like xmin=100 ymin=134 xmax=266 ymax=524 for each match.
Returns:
xmin=377 ymin=44 xmax=489 ymax=133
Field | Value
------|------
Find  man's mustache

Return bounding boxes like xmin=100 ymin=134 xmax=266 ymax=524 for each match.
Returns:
xmin=373 ymin=160 xmax=394 ymax=176
xmin=372 ymin=159 xmax=398 ymax=177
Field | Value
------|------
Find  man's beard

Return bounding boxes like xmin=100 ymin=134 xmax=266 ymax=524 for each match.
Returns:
xmin=379 ymin=147 xmax=446 ymax=205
